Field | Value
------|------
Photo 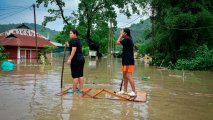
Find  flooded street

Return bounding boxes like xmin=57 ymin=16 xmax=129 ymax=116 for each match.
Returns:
xmin=0 ymin=55 xmax=213 ymax=120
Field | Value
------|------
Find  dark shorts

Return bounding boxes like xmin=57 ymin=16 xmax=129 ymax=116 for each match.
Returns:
xmin=70 ymin=58 xmax=85 ymax=78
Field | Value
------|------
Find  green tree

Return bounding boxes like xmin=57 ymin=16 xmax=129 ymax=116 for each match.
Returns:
xmin=175 ymin=44 xmax=213 ymax=70
xmin=148 ymin=0 xmax=213 ymax=70
xmin=36 ymin=0 xmax=147 ymax=56
xmin=54 ymin=25 xmax=75 ymax=44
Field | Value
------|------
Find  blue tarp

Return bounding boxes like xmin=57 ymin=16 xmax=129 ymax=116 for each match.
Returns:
xmin=1 ymin=60 xmax=15 ymax=71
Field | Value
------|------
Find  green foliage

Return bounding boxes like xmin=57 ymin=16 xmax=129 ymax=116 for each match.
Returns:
xmin=114 ymin=44 xmax=122 ymax=58
xmin=115 ymin=19 xmax=151 ymax=44
xmin=115 ymin=18 xmax=152 ymax=56
xmin=150 ymin=0 xmax=213 ymax=70
xmin=0 ymin=45 xmax=7 ymax=61
xmin=130 ymin=19 xmax=151 ymax=43
xmin=36 ymin=0 xmax=148 ymax=55
xmin=54 ymin=25 xmax=75 ymax=44
xmin=175 ymin=45 xmax=213 ymax=70
xmin=137 ymin=43 xmax=147 ymax=55
xmin=42 ymin=45 xmax=55 ymax=53
xmin=91 ymin=22 xmax=109 ymax=54
xmin=82 ymin=47 xmax=89 ymax=56
xmin=38 ymin=45 xmax=55 ymax=64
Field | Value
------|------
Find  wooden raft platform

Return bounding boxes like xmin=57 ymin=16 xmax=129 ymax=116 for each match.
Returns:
xmin=56 ymin=87 xmax=147 ymax=102
xmin=56 ymin=87 xmax=92 ymax=96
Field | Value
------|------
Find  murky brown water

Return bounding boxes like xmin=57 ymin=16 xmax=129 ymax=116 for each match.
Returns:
xmin=0 ymin=55 xmax=213 ymax=120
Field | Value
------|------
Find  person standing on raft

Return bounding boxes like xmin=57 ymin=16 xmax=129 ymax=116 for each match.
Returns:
xmin=116 ymin=28 xmax=136 ymax=97
xmin=65 ymin=29 xmax=85 ymax=93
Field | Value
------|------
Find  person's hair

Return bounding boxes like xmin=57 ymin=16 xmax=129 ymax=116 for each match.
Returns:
xmin=123 ymin=28 xmax=131 ymax=38
xmin=70 ymin=29 xmax=79 ymax=36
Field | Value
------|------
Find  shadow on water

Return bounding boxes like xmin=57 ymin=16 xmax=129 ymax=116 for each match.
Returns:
xmin=0 ymin=55 xmax=213 ymax=120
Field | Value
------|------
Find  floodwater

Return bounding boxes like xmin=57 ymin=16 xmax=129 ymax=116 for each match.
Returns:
xmin=0 ymin=55 xmax=213 ymax=120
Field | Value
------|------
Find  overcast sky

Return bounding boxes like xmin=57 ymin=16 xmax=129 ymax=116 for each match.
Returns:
xmin=0 ymin=0 xmax=148 ymax=31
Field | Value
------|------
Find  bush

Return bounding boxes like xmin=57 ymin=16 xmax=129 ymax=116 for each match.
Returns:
xmin=38 ymin=45 xmax=55 ymax=64
xmin=0 ymin=45 xmax=7 ymax=61
xmin=82 ymin=47 xmax=89 ymax=56
xmin=137 ymin=43 xmax=147 ymax=55
xmin=175 ymin=44 xmax=213 ymax=70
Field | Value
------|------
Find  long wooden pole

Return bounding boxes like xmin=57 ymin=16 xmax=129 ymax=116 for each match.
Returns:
xmin=32 ymin=4 xmax=38 ymax=62
xmin=119 ymin=79 xmax=123 ymax=91
xmin=61 ymin=46 xmax=67 ymax=88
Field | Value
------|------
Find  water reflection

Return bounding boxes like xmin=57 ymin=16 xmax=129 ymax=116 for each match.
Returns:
xmin=88 ymin=59 xmax=97 ymax=69
xmin=0 ymin=56 xmax=213 ymax=120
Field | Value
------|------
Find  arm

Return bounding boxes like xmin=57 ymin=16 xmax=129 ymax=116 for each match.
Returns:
xmin=116 ymin=34 xmax=123 ymax=45
xmin=65 ymin=42 xmax=69 ymax=47
xmin=67 ymin=47 xmax=77 ymax=64
xmin=116 ymin=31 xmax=125 ymax=45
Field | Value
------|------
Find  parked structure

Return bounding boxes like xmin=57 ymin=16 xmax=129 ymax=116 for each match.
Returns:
xmin=0 ymin=24 xmax=55 ymax=59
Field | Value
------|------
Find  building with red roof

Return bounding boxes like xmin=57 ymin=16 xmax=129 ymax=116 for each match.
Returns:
xmin=0 ymin=24 xmax=56 ymax=59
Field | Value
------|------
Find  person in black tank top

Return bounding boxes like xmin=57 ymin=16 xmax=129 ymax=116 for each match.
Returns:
xmin=65 ymin=29 xmax=85 ymax=93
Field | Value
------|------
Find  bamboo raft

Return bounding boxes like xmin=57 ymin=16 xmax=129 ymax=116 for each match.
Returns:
xmin=56 ymin=87 xmax=147 ymax=102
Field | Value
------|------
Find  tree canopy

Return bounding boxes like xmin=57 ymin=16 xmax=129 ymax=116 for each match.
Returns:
xmin=36 ymin=0 xmax=213 ymax=70
xmin=148 ymin=0 xmax=213 ymax=70
xmin=36 ymin=0 xmax=148 ymax=55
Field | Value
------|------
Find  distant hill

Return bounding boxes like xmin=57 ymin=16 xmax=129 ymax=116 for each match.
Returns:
xmin=0 ymin=23 xmax=59 ymax=41
xmin=115 ymin=18 xmax=151 ymax=43
xmin=0 ymin=20 xmax=151 ymax=43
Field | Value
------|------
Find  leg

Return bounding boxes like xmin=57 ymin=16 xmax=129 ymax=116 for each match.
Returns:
xmin=78 ymin=77 xmax=84 ymax=90
xmin=126 ymin=72 xmax=136 ymax=93
xmin=72 ymin=78 xmax=79 ymax=92
xmin=78 ymin=58 xmax=85 ymax=91
xmin=123 ymin=72 xmax=128 ymax=92
xmin=71 ymin=62 xmax=78 ymax=92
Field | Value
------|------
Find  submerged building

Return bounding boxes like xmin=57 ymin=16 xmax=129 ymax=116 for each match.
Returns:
xmin=0 ymin=24 xmax=56 ymax=59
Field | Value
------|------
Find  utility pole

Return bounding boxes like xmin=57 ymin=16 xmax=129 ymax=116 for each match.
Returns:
xmin=151 ymin=6 xmax=155 ymax=57
xmin=108 ymin=19 xmax=113 ymax=55
xmin=33 ymin=4 xmax=38 ymax=62
xmin=107 ymin=18 xmax=113 ymax=82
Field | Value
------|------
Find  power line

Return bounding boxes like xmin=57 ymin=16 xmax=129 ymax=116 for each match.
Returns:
xmin=0 ymin=6 xmax=30 ymax=17
xmin=118 ymin=15 xmax=142 ymax=28
xmin=116 ymin=20 xmax=130 ymax=23
xmin=117 ymin=13 xmax=142 ymax=16
xmin=0 ymin=5 xmax=29 ymax=9
xmin=0 ymin=6 xmax=31 ymax=21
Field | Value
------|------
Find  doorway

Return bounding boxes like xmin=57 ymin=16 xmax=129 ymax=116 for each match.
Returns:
xmin=26 ymin=50 xmax=31 ymax=59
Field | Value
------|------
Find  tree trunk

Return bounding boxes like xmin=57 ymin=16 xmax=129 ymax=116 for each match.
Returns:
xmin=86 ymin=27 xmax=91 ymax=45
xmin=86 ymin=15 xmax=102 ymax=57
